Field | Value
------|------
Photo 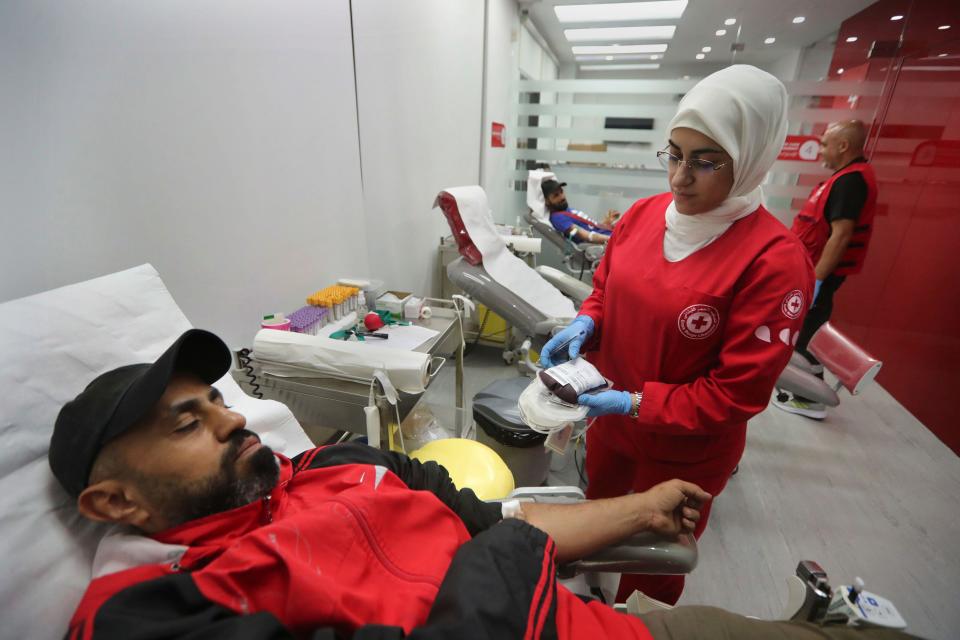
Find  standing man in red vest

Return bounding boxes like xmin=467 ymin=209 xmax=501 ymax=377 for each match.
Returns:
xmin=774 ymin=120 xmax=878 ymax=419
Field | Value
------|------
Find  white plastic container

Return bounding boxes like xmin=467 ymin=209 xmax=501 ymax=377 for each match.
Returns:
xmin=376 ymin=290 xmax=413 ymax=317
xmin=403 ymin=296 xmax=424 ymax=320
xmin=339 ymin=278 xmax=386 ymax=311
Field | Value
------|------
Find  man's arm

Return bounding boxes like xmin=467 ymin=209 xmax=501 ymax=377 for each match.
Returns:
xmin=570 ymin=226 xmax=609 ymax=244
xmin=516 ymin=479 xmax=711 ymax=563
xmin=295 ymin=443 xmax=503 ymax=535
xmin=814 ymin=218 xmax=855 ymax=280
xmin=551 ymin=212 xmax=609 ymax=244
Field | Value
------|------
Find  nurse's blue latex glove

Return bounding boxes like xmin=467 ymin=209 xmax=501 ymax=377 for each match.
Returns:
xmin=539 ymin=316 xmax=595 ymax=368
xmin=812 ymin=279 xmax=823 ymax=307
xmin=577 ymin=390 xmax=632 ymax=418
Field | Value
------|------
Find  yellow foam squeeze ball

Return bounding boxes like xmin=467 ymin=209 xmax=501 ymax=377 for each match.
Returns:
xmin=409 ymin=438 xmax=515 ymax=501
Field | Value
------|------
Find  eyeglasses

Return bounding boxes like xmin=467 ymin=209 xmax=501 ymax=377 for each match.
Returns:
xmin=657 ymin=150 xmax=729 ymax=174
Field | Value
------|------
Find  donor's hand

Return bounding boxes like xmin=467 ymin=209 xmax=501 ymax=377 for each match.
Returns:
xmin=638 ymin=480 xmax=712 ymax=537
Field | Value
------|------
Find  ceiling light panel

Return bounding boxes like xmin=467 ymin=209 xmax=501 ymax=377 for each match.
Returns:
xmin=575 ymin=53 xmax=667 ymax=61
xmin=793 ymin=16 xmax=806 ymax=24
xmin=695 ymin=53 xmax=706 ymax=59
xmin=715 ymin=29 xmax=727 ymax=36
xmin=724 ymin=18 xmax=737 ymax=26
xmin=572 ymin=44 xmax=669 ymax=54
xmin=565 ymin=25 xmax=677 ymax=42
xmin=556 ymin=1 xmax=687 ymax=23
xmin=580 ymin=64 xmax=662 ymax=70
xmin=765 ymin=37 xmax=776 ymax=44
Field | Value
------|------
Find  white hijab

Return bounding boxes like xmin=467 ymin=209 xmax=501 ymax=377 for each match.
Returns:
xmin=663 ymin=65 xmax=788 ymax=261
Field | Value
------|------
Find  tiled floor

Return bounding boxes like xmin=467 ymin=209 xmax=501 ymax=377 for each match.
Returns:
xmin=423 ymin=345 xmax=960 ymax=640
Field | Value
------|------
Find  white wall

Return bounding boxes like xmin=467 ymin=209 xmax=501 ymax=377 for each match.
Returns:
xmin=352 ymin=0 xmax=485 ymax=296
xmin=758 ymin=49 xmax=803 ymax=83
xmin=537 ymin=50 xmax=559 ymax=153
xmin=519 ymin=25 xmax=543 ymax=80
xmin=481 ymin=0 xmax=520 ymax=220
xmin=482 ymin=9 xmax=561 ymax=224
xmin=796 ymin=33 xmax=838 ymax=83
xmin=0 ymin=0 xmax=368 ymax=347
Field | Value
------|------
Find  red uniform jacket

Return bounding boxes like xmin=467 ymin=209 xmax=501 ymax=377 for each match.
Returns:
xmin=580 ymin=193 xmax=814 ymax=467
xmin=67 ymin=443 xmax=653 ymax=640
xmin=790 ymin=161 xmax=878 ymax=276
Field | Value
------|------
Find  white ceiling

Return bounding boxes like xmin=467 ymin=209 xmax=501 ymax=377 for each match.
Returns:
xmin=525 ymin=0 xmax=876 ymax=76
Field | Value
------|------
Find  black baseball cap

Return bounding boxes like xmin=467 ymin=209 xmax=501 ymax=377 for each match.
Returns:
xmin=541 ymin=179 xmax=567 ymax=198
xmin=49 ymin=329 xmax=232 ymax=498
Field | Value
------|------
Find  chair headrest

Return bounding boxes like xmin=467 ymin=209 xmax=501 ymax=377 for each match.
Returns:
xmin=0 ymin=264 xmax=313 ymax=639
xmin=526 ymin=169 xmax=556 ymax=221
xmin=809 ymin=322 xmax=883 ymax=395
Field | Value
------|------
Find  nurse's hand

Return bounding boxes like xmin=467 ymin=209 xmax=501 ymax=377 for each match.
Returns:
xmin=539 ymin=316 xmax=594 ymax=368
xmin=577 ymin=390 xmax=632 ymax=417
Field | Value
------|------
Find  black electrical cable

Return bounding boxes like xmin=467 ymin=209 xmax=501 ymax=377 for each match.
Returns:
xmin=590 ymin=586 xmax=607 ymax=604
xmin=573 ymin=437 xmax=587 ymax=488
xmin=463 ymin=307 xmax=491 ymax=358
xmin=236 ymin=348 xmax=263 ymax=399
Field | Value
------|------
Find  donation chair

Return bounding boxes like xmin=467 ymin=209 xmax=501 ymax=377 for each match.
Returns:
xmin=535 ymin=264 xmax=594 ymax=306
xmin=526 ymin=212 xmax=605 ymax=280
xmin=0 ymin=264 xmax=692 ymax=638
xmin=774 ymin=322 xmax=883 ymax=408
xmin=436 ymin=187 xmax=572 ymax=369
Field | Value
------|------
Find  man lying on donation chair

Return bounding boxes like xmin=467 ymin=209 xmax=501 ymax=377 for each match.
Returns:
xmin=54 ymin=327 xmax=706 ymax=639
xmin=54 ymin=329 xmax=919 ymax=640
xmin=542 ymin=178 xmax=618 ymax=245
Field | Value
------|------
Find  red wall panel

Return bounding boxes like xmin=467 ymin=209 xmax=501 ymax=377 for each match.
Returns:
xmin=826 ymin=0 xmax=960 ymax=454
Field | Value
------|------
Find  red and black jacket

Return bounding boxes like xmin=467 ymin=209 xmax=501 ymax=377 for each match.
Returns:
xmin=67 ymin=443 xmax=652 ymax=640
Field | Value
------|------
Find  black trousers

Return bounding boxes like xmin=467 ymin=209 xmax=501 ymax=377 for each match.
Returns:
xmin=795 ymin=273 xmax=846 ymax=367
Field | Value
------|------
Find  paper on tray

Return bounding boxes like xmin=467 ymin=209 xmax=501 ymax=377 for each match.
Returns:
xmin=353 ymin=324 xmax=439 ymax=351
xmin=253 ymin=329 xmax=433 ymax=394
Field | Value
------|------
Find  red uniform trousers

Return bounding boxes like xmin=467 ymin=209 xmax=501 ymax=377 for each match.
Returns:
xmin=585 ymin=417 xmax=747 ymax=604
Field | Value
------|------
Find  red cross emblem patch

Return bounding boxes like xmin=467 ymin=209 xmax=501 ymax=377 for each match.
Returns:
xmin=678 ymin=304 xmax=720 ymax=340
xmin=781 ymin=289 xmax=805 ymax=319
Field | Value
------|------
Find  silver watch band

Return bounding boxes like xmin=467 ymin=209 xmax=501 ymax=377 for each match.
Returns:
xmin=630 ymin=391 xmax=643 ymax=418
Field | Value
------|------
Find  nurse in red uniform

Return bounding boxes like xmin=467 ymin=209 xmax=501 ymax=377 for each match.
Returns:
xmin=539 ymin=65 xmax=814 ymax=605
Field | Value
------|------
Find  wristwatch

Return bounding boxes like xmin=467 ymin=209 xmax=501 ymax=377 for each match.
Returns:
xmin=630 ymin=391 xmax=643 ymax=418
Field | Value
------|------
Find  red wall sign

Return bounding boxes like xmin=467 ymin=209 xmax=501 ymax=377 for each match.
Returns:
xmin=778 ymin=135 xmax=821 ymax=162
xmin=491 ymin=122 xmax=505 ymax=148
